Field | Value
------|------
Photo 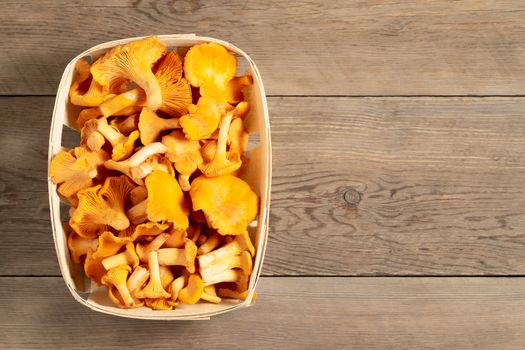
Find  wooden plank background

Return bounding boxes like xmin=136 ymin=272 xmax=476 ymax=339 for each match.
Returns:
xmin=2 ymin=1 xmax=525 ymax=95
xmin=1 ymin=0 xmax=525 ymax=349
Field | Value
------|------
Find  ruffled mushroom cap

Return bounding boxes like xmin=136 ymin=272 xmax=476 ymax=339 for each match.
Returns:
xmin=162 ymin=130 xmax=203 ymax=175
xmin=144 ymin=298 xmax=175 ymax=310
xmin=183 ymin=42 xmax=237 ymax=92
xmin=101 ymin=265 xmax=135 ymax=307
xmin=92 ymin=231 xmax=131 ymax=259
xmin=178 ymin=274 xmax=204 ymax=305
xmin=190 ymin=174 xmax=258 ymax=235
xmin=80 ymin=119 xmax=105 ymax=152
xmin=84 ymin=248 xmax=107 ymax=285
xmin=145 ymin=170 xmax=189 ymax=230
xmin=67 ymin=232 xmax=98 ymax=264
xmin=69 ymin=59 xmax=91 ymax=99
xmin=49 ymin=146 xmax=108 ymax=204
xmin=110 ymin=114 xmax=139 ymax=136
xmin=70 ymin=176 xmax=133 ymax=237
xmin=155 ymin=51 xmax=192 ymax=117
xmin=163 ymin=227 xmax=187 ymax=248
xmin=179 ymin=97 xmax=228 ymax=141
xmin=77 ymin=107 xmax=101 ymax=129
xmin=131 ymin=222 xmax=170 ymax=240
xmin=91 ymin=36 xmax=166 ymax=110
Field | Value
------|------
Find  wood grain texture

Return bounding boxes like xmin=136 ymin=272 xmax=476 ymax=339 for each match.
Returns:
xmin=1 ymin=277 xmax=525 ymax=349
xmin=2 ymin=0 xmax=525 ymax=95
xmin=1 ymin=96 xmax=525 ymax=276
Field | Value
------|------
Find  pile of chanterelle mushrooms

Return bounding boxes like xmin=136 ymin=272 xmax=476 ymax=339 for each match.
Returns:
xmin=49 ymin=37 xmax=258 ymax=310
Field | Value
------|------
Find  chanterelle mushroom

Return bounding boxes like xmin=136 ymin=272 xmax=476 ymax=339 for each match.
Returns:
xmin=69 ymin=176 xmax=134 ymax=237
xmin=145 ymin=170 xmax=189 ymax=230
xmin=80 ymin=119 xmax=105 ymax=152
xmin=134 ymin=251 xmax=171 ymax=299
xmin=198 ymin=107 xmax=242 ymax=177
xmin=69 ymin=59 xmax=115 ymax=107
xmin=101 ymin=265 xmax=135 ymax=307
xmin=91 ymin=36 xmax=166 ymax=110
xmin=162 ymin=130 xmax=203 ymax=174
xmin=190 ymin=174 xmax=258 ymax=235
xmin=97 ymin=117 xmax=139 ymax=161
xmin=49 ymin=146 xmax=108 ymax=205
xmin=178 ymin=274 xmax=204 ymax=305
xmin=179 ymin=97 xmax=230 ymax=141
xmin=155 ymin=51 xmax=192 ymax=117
xmin=138 ymin=107 xmax=181 ymax=146
xmin=104 ymin=142 xmax=167 ymax=184
xmin=184 ymin=42 xmax=237 ymax=94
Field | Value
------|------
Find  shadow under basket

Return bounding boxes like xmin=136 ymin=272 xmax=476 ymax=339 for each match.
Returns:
xmin=47 ymin=34 xmax=272 ymax=320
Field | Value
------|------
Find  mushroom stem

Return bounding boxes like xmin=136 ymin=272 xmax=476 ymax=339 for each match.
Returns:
xmin=101 ymin=242 xmax=138 ymax=270
xmin=178 ymin=174 xmax=191 ymax=191
xmin=197 ymin=231 xmax=221 ymax=256
xmin=136 ymin=233 xmax=171 ymax=262
xmin=198 ymin=234 xmax=254 ymax=269
xmin=202 ymin=268 xmax=242 ymax=287
xmin=126 ymin=198 xmax=148 ymax=225
xmin=105 ymin=142 xmax=167 ymax=171
xmin=201 ymin=285 xmax=221 ymax=304
xmin=97 ymin=118 xmax=126 ymax=147
xmin=134 ymin=251 xmax=171 ymax=299
xmin=99 ymin=88 xmax=145 ymax=118
xmin=169 ymin=275 xmax=186 ymax=301
xmin=127 ymin=266 xmax=149 ymax=294
xmin=200 ymin=251 xmax=252 ymax=281
xmin=157 ymin=239 xmax=197 ymax=272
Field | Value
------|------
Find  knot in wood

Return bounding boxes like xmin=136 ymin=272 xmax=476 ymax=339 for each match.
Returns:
xmin=343 ymin=188 xmax=361 ymax=207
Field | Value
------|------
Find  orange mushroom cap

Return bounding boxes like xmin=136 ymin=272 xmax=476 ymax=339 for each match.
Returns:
xmin=228 ymin=117 xmax=249 ymax=155
xmin=84 ymin=248 xmax=107 ymax=285
xmin=67 ymin=232 xmax=98 ymax=264
xmin=190 ymin=174 xmax=258 ymax=235
xmin=91 ymin=36 xmax=166 ymax=110
xmin=161 ymin=130 xmax=203 ymax=175
xmin=138 ymin=107 xmax=181 ymax=146
xmin=145 ymin=170 xmax=189 ymax=230
xmin=178 ymin=274 xmax=204 ymax=305
xmin=179 ymin=97 xmax=229 ymax=141
xmin=80 ymin=119 xmax=105 ymax=152
xmin=155 ymin=51 xmax=192 ymax=117
xmin=184 ymin=42 xmax=237 ymax=91
xmin=92 ymin=231 xmax=131 ymax=259
xmin=49 ymin=146 xmax=108 ymax=203
xmin=70 ymin=176 xmax=134 ymax=237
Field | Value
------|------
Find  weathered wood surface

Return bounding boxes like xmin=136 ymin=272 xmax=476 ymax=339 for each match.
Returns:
xmin=2 ymin=0 xmax=525 ymax=95
xmin=1 ymin=277 xmax=525 ymax=350
xmin=2 ymin=96 xmax=525 ymax=276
